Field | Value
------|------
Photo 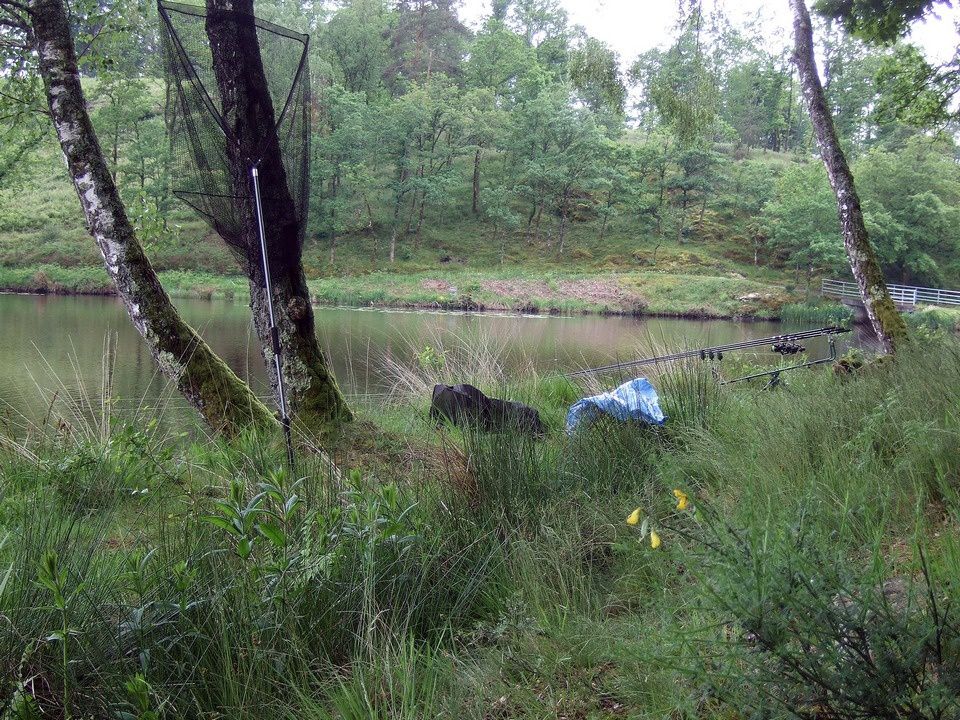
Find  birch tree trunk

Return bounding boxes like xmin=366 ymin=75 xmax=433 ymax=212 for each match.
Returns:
xmin=789 ymin=0 xmax=907 ymax=352
xmin=28 ymin=0 xmax=275 ymax=434
xmin=203 ymin=0 xmax=351 ymax=433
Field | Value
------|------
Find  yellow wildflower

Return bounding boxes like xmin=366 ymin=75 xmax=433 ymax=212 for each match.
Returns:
xmin=650 ymin=531 xmax=662 ymax=549
xmin=673 ymin=489 xmax=689 ymax=511
xmin=626 ymin=507 xmax=642 ymax=526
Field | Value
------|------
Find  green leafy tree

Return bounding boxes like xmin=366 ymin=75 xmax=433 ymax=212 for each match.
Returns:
xmin=463 ymin=19 xmax=531 ymax=214
xmin=856 ymin=136 xmax=960 ymax=284
xmin=120 ymin=107 xmax=174 ymax=245
xmin=507 ymin=84 xmax=605 ymax=252
xmin=93 ymin=74 xmax=152 ymax=182
xmin=820 ymin=22 xmax=886 ymax=150
xmin=762 ymin=162 xmax=846 ymax=291
xmin=380 ymin=91 xmax=421 ymax=262
xmin=632 ymin=5 xmax=719 ymax=147
xmin=667 ymin=145 xmax=723 ymax=244
xmin=817 ymin=0 xmax=959 ymax=127
xmin=508 ymin=0 xmax=569 ymax=76
xmin=480 ymin=185 xmax=520 ymax=263
xmin=379 ymin=76 xmax=465 ymax=260
xmin=322 ymin=0 xmax=392 ymax=101
xmin=815 ymin=0 xmax=949 ymax=42
xmin=548 ymin=110 xmax=605 ymax=253
xmin=726 ymin=157 xmax=783 ymax=264
xmin=313 ymin=84 xmax=371 ymax=263
xmin=722 ymin=58 xmax=795 ymax=150
xmin=626 ymin=131 xmax=674 ymax=236
xmin=568 ymin=37 xmax=626 ymax=131
xmin=594 ymin=138 xmax=633 ymax=243
xmin=385 ymin=0 xmax=468 ymax=95
xmin=874 ymin=43 xmax=960 ymax=127
xmin=461 ymin=87 xmax=508 ymax=214
xmin=464 ymin=17 xmax=533 ymax=103
xmin=405 ymin=76 xmax=466 ymax=247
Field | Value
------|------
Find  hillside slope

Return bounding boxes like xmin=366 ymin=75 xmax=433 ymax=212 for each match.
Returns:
xmin=0 ymin=131 xmax=815 ymax=317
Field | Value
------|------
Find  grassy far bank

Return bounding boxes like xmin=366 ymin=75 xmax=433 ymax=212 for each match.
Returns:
xmin=0 ymin=263 xmax=803 ymax=319
xmin=0 ymin=328 xmax=958 ymax=718
xmin=2 ymin=137 xmax=819 ymax=319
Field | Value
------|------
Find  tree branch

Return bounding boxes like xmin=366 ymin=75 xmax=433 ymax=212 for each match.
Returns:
xmin=0 ymin=88 xmax=40 ymax=108
xmin=0 ymin=0 xmax=32 ymax=15
xmin=74 ymin=20 xmax=106 ymax=59
xmin=0 ymin=15 xmax=29 ymax=30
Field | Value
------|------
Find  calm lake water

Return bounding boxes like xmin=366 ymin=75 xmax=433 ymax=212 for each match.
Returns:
xmin=0 ymin=293 xmax=867 ymax=430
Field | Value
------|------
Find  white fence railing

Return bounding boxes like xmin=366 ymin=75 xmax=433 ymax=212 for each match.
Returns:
xmin=822 ymin=278 xmax=960 ymax=307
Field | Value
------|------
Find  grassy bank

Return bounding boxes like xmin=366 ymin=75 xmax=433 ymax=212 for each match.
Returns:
xmin=1 ymin=330 xmax=958 ymax=718
xmin=0 ymin=263 xmax=797 ymax=318
xmin=1 ymin=137 xmax=812 ymax=319
xmin=307 ymin=268 xmax=791 ymax=317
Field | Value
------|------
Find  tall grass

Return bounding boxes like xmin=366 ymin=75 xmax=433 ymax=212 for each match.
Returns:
xmin=0 ymin=331 xmax=958 ymax=717
xmin=780 ymin=299 xmax=853 ymax=324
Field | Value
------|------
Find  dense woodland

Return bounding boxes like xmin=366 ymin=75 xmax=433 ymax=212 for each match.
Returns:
xmin=1 ymin=0 xmax=960 ymax=290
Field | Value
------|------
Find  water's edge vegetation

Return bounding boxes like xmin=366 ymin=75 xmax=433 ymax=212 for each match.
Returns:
xmin=0 ymin=263 xmax=852 ymax=321
xmin=1 ymin=328 xmax=958 ymax=718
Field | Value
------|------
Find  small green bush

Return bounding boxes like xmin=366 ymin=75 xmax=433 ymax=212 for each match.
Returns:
xmin=690 ymin=504 xmax=960 ymax=719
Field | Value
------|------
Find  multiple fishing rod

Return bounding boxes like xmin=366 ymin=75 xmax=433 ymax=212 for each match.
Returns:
xmin=566 ymin=326 xmax=851 ymax=379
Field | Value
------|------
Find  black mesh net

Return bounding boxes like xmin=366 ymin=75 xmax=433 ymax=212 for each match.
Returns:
xmin=158 ymin=0 xmax=310 ymax=272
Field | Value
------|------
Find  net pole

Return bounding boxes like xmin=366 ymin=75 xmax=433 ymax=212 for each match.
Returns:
xmin=251 ymin=164 xmax=295 ymax=471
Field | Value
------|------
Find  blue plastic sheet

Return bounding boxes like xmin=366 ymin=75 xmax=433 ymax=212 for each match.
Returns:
xmin=566 ymin=378 xmax=667 ymax=434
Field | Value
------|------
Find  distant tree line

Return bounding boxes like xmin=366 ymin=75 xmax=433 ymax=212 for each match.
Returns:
xmin=3 ymin=0 xmax=960 ymax=286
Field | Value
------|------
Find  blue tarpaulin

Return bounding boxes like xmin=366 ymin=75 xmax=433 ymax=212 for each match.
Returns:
xmin=566 ymin=378 xmax=667 ymax=434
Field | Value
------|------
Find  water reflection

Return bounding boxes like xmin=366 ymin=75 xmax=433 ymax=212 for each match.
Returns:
xmin=0 ymin=293 xmax=869 ymax=428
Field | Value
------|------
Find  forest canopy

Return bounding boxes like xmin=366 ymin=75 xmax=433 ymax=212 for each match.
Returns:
xmin=1 ymin=0 xmax=959 ymax=289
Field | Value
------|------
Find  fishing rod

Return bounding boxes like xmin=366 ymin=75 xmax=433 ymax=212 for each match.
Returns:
xmin=720 ymin=332 xmax=841 ymax=388
xmin=566 ymin=326 xmax=850 ymax=378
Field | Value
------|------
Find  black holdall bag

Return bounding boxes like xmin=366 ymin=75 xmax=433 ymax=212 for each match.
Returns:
xmin=430 ymin=384 xmax=545 ymax=436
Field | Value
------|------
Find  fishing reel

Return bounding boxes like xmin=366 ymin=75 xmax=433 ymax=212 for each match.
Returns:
xmin=772 ymin=342 xmax=805 ymax=355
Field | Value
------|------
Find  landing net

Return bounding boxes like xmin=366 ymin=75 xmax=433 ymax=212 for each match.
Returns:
xmin=158 ymin=0 xmax=310 ymax=272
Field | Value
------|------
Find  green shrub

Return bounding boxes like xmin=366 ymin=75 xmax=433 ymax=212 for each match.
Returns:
xmin=689 ymin=504 xmax=960 ymax=719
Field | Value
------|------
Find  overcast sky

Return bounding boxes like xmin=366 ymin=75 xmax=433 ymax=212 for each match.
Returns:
xmin=458 ymin=0 xmax=960 ymax=66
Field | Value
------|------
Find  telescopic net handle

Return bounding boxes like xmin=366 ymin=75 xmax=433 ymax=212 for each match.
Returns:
xmin=251 ymin=165 xmax=295 ymax=471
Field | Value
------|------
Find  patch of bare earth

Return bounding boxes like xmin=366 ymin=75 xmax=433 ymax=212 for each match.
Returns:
xmin=557 ymin=279 xmax=644 ymax=310
xmin=421 ymin=279 xmax=453 ymax=293
xmin=479 ymin=279 xmax=553 ymax=297
xmin=479 ymin=277 xmax=644 ymax=312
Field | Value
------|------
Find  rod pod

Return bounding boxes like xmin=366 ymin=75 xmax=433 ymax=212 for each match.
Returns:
xmin=250 ymin=164 xmax=295 ymax=470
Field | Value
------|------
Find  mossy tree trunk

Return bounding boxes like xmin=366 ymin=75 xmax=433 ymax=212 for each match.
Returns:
xmin=204 ymin=0 xmax=351 ymax=434
xmin=28 ymin=0 xmax=276 ymax=434
xmin=790 ymin=0 xmax=907 ymax=352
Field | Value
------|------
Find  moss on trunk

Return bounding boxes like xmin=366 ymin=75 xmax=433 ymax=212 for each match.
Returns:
xmin=790 ymin=0 xmax=907 ymax=353
xmin=30 ymin=0 xmax=276 ymax=435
